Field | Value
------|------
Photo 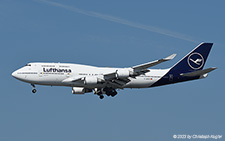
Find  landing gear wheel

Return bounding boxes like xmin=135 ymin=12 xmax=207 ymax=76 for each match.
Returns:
xmin=32 ymin=89 xmax=37 ymax=93
xmin=31 ymin=84 xmax=36 ymax=93
xmin=99 ymin=95 xmax=104 ymax=99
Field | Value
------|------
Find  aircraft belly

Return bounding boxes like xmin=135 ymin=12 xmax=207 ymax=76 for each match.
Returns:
xmin=124 ymin=77 xmax=157 ymax=88
xmin=124 ymin=69 xmax=170 ymax=88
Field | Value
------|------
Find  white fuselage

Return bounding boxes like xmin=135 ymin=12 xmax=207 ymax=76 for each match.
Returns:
xmin=12 ymin=62 xmax=169 ymax=89
xmin=11 ymin=43 xmax=215 ymax=99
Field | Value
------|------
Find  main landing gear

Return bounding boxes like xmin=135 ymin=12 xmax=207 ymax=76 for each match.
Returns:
xmin=94 ymin=89 xmax=104 ymax=99
xmin=94 ymin=87 xmax=118 ymax=99
xmin=31 ymin=84 xmax=37 ymax=93
xmin=99 ymin=95 xmax=104 ymax=99
xmin=104 ymin=87 xmax=117 ymax=97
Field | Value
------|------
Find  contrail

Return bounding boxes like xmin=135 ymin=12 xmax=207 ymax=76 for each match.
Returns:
xmin=37 ymin=0 xmax=198 ymax=43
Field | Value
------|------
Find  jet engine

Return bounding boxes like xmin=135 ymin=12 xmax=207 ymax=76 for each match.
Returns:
xmin=116 ymin=69 xmax=131 ymax=78
xmin=84 ymin=77 xmax=98 ymax=85
xmin=72 ymin=87 xmax=92 ymax=94
xmin=84 ymin=77 xmax=104 ymax=85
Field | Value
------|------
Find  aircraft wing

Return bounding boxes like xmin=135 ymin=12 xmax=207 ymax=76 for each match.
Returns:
xmin=104 ymin=72 xmax=117 ymax=80
xmin=132 ymin=54 xmax=176 ymax=71
xmin=103 ymin=71 xmax=131 ymax=88
xmin=62 ymin=76 xmax=84 ymax=83
xmin=106 ymin=79 xmax=130 ymax=88
xmin=103 ymin=54 xmax=176 ymax=87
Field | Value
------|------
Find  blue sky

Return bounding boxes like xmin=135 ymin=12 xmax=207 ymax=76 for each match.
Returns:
xmin=0 ymin=0 xmax=224 ymax=140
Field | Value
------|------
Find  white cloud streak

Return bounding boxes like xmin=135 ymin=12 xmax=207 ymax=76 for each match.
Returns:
xmin=37 ymin=0 xmax=198 ymax=43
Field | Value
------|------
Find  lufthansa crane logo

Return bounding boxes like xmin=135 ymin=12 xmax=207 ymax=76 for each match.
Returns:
xmin=187 ymin=52 xmax=204 ymax=69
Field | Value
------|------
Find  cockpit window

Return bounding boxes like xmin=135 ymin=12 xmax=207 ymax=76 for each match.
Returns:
xmin=26 ymin=64 xmax=31 ymax=66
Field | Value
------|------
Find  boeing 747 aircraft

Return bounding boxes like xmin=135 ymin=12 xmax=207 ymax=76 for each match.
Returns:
xmin=12 ymin=43 xmax=216 ymax=99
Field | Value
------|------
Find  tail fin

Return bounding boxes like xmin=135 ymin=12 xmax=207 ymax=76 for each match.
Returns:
xmin=170 ymin=42 xmax=213 ymax=73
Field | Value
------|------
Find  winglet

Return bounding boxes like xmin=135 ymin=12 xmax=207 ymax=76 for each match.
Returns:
xmin=164 ymin=54 xmax=176 ymax=61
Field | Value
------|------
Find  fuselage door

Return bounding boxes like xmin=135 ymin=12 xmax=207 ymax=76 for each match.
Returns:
xmin=39 ymin=64 xmax=44 ymax=77
xmin=39 ymin=68 xmax=43 ymax=77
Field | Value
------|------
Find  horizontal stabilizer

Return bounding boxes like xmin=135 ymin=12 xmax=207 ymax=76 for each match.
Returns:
xmin=132 ymin=54 xmax=176 ymax=71
xmin=180 ymin=67 xmax=217 ymax=77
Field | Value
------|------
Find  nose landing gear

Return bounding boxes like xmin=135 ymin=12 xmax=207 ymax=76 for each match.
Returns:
xmin=32 ymin=89 xmax=37 ymax=93
xmin=31 ymin=84 xmax=37 ymax=93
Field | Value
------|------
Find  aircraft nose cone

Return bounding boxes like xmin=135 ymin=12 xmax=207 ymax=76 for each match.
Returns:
xmin=12 ymin=71 xmax=18 ymax=78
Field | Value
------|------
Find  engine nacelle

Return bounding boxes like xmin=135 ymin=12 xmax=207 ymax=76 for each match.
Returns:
xmin=84 ymin=77 xmax=98 ymax=85
xmin=72 ymin=87 xmax=90 ymax=94
xmin=116 ymin=69 xmax=130 ymax=78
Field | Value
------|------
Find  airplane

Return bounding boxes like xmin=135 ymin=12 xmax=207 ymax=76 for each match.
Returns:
xmin=12 ymin=42 xmax=216 ymax=99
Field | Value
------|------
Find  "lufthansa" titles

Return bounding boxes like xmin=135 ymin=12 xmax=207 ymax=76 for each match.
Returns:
xmin=43 ymin=68 xmax=72 ymax=73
